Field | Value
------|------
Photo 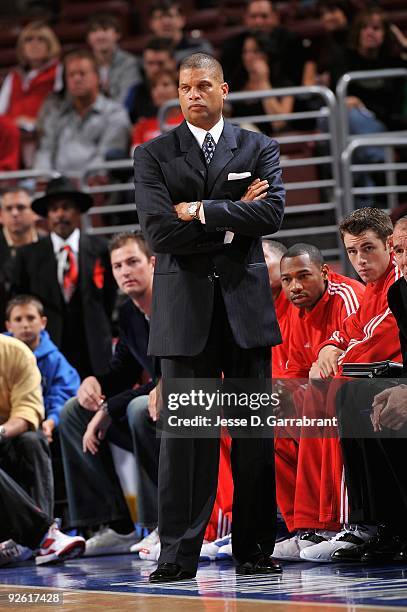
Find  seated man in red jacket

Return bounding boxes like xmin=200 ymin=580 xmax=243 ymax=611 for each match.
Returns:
xmin=272 ymin=242 xmax=365 ymax=561
xmin=296 ymin=207 xmax=403 ymax=563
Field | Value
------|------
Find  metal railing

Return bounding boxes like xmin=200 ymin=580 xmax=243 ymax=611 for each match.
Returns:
xmin=336 ymin=68 xmax=407 ymax=214
xmin=336 ymin=68 xmax=407 ymax=150
xmin=342 ymin=136 xmax=407 ymax=217
xmin=2 ymin=75 xmax=406 ymax=268
xmin=159 ymin=85 xmax=344 ymax=264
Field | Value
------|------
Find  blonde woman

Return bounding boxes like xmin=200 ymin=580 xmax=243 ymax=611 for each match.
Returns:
xmin=0 ymin=21 xmax=62 ymax=130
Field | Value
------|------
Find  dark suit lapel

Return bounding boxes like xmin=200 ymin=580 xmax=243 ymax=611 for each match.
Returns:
xmin=206 ymin=121 xmax=237 ymax=196
xmin=177 ymin=121 xmax=206 ymax=182
xmin=398 ymin=278 xmax=407 ymax=338
xmin=41 ymin=237 xmax=64 ymax=306
xmin=79 ymin=234 xmax=95 ymax=293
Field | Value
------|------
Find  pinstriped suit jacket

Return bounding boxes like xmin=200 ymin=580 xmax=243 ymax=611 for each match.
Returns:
xmin=134 ymin=119 xmax=285 ymax=357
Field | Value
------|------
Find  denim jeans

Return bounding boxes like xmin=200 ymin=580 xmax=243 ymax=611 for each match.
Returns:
xmin=59 ymin=396 xmax=159 ymax=530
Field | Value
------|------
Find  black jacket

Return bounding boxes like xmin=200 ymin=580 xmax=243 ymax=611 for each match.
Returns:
xmin=11 ymin=233 xmax=116 ymax=375
xmin=134 ymin=119 xmax=285 ymax=357
xmin=97 ymin=298 xmax=158 ymax=419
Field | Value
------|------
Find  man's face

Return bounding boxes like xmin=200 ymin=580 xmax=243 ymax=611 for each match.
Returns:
xmin=143 ymin=49 xmax=174 ymax=81
xmin=110 ymin=241 xmax=154 ymax=299
xmin=0 ymin=191 xmax=36 ymax=235
xmin=245 ymin=0 xmax=278 ymax=33
xmin=321 ymin=7 xmax=348 ymax=32
xmin=343 ymin=229 xmax=390 ymax=283
xmin=391 ymin=223 xmax=407 ymax=280
xmin=262 ymin=244 xmax=282 ymax=293
xmin=65 ymin=58 xmax=99 ymax=99
xmin=178 ymin=67 xmax=228 ymax=131
xmin=280 ymin=254 xmax=328 ymax=310
xmin=47 ymin=199 xmax=81 ymax=239
xmin=149 ymin=6 xmax=185 ymax=39
xmin=6 ymin=303 xmax=46 ymax=350
xmin=87 ymin=26 xmax=120 ymax=54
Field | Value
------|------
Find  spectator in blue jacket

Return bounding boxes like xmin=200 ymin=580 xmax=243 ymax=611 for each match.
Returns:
xmin=5 ymin=294 xmax=80 ymax=443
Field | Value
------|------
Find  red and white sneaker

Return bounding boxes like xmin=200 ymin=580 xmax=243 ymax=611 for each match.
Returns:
xmin=35 ymin=523 xmax=85 ymax=566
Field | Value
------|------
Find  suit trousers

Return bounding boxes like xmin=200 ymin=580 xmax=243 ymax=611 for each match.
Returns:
xmin=0 ymin=467 xmax=51 ymax=549
xmin=337 ymin=379 xmax=407 ymax=530
xmin=0 ymin=430 xmax=54 ymax=518
xmin=158 ymin=279 xmax=276 ymax=573
xmin=59 ymin=397 xmax=159 ymax=529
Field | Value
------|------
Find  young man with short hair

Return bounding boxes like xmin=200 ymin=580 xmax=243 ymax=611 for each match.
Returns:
xmin=292 ymin=208 xmax=403 ymax=563
xmin=272 ymin=243 xmax=364 ymax=561
xmin=0 ymin=186 xmax=42 ymax=329
xmin=148 ymin=0 xmax=213 ymax=64
xmin=86 ymin=13 xmax=141 ymax=102
xmin=59 ymin=231 xmax=159 ymax=555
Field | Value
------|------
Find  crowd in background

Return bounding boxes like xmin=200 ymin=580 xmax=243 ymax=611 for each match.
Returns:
xmin=1 ymin=0 xmax=407 ymax=570
xmin=0 ymin=0 xmax=406 ymax=174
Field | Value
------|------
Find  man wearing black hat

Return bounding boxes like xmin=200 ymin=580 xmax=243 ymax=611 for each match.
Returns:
xmin=11 ymin=177 xmax=117 ymax=379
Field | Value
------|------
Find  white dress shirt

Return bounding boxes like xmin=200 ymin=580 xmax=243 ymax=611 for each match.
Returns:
xmin=51 ymin=228 xmax=80 ymax=297
xmin=185 ymin=117 xmax=233 ymax=243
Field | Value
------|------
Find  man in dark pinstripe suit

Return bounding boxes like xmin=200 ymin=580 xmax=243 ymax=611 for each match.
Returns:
xmin=134 ymin=52 xmax=285 ymax=582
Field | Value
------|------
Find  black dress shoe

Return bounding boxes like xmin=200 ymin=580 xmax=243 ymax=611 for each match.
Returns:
xmin=236 ymin=554 xmax=283 ymax=575
xmin=333 ymin=530 xmax=404 ymax=563
xmin=361 ymin=534 xmax=405 ymax=563
xmin=149 ymin=563 xmax=196 ymax=583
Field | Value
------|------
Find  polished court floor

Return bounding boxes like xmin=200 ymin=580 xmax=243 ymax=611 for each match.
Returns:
xmin=2 ymin=555 xmax=407 ymax=611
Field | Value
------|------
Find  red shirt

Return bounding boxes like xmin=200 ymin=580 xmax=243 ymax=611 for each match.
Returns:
xmin=272 ymin=289 xmax=293 ymax=378
xmin=132 ymin=113 xmax=184 ymax=147
xmin=286 ymin=271 xmax=365 ymax=378
xmin=319 ymin=259 xmax=402 ymax=368
xmin=2 ymin=60 xmax=60 ymax=121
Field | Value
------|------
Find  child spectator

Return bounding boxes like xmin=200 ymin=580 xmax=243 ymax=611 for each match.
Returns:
xmin=5 ymin=295 xmax=80 ymax=443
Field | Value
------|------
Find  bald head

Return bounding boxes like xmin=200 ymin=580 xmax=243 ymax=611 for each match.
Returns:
xmin=392 ymin=217 xmax=407 ymax=280
xmin=262 ymin=239 xmax=287 ymax=296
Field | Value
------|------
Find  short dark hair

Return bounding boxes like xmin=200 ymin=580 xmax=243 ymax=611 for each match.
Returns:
xmin=262 ymin=239 xmax=287 ymax=258
xmin=108 ymin=231 xmax=153 ymax=259
xmin=64 ymin=48 xmax=99 ymax=73
xmin=87 ymin=13 xmax=121 ymax=35
xmin=339 ymin=207 xmax=393 ymax=244
xmin=149 ymin=0 xmax=182 ymax=17
xmin=0 ymin=185 xmax=32 ymax=204
xmin=281 ymin=243 xmax=324 ymax=267
xmin=179 ymin=53 xmax=224 ymax=82
xmin=144 ymin=37 xmax=175 ymax=55
xmin=317 ymin=0 xmax=352 ymax=21
xmin=6 ymin=295 xmax=44 ymax=321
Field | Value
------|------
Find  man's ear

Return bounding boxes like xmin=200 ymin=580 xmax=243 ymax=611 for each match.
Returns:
xmin=41 ymin=316 xmax=47 ymax=331
xmin=5 ymin=320 xmax=11 ymax=333
xmin=321 ymin=263 xmax=329 ymax=279
xmin=150 ymin=255 xmax=156 ymax=268
xmin=388 ymin=234 xmax=394 ymax=251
